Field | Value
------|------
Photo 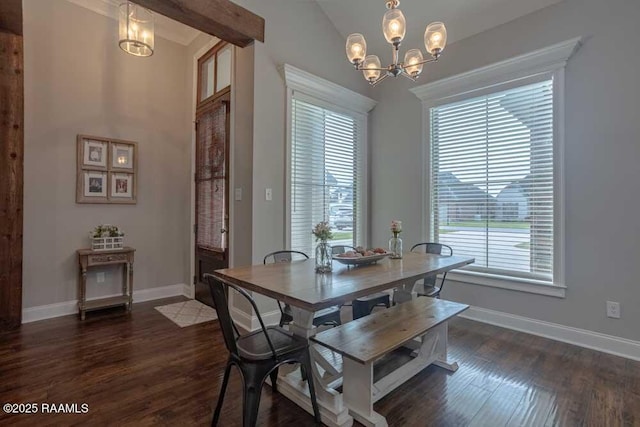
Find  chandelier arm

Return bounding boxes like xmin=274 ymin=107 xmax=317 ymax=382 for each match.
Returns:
xmin=370 ymin=74 xmax=389 ymax=86
xmin=400 ymin=71 xmax=418 ymax=82
xmin=401 ymin=57 xmax=438 ymax=69
xmin=355 ymin=64 xmax=389 ymax=72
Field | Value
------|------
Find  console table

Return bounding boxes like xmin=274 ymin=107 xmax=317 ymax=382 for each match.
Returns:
xmin=77 ymin=247 xmax=135 ymax=320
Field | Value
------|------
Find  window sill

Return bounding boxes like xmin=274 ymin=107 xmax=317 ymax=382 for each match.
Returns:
xmin=445 ymin=270 xmax=566 ymax=298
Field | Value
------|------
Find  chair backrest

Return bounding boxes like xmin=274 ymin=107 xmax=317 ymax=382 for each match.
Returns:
xmin=331 ymin=245 xmax=357 ymax=255
xmin=263 ymin=250 xmax=309 ymax=264
xmin=204 ymin=274 xmax=277 ymax=359
xmin=410 ymin=242 xmax=453 ymax=256
xmin=410 ymin=243 xmax=454 ymax=290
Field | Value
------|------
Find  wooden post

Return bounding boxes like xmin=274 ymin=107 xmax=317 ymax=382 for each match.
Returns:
xmin=0 ymin=29 xmax=24 ymax=330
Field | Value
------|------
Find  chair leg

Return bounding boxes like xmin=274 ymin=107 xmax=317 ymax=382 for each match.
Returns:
xmin=270 ymin=367 xmax=279 ymax=393
xmin=212 ymin=361 xmax=233 ymax=426
xmin=332 ymin=310 xmax=342 ymax=326
xmin=301 ymin=350 xmax=321 ymax=424
xmin=241 ymin=375 xmax=264 ymax=427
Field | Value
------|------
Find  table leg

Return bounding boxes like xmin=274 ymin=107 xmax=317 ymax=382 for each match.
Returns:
xmin=276 ymin=306 xmax=353 ymax=427
xmin=80 ymin=266 xmax=87 ymax=320
xmin=127 ymin=262 xmax=133 ymax=311
xmin=122 ymin=262 xmax=128 ymax=308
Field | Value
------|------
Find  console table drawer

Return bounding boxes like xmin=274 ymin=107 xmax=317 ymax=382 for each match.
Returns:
xmin=88 ymin=253 xmax=129 ymax=266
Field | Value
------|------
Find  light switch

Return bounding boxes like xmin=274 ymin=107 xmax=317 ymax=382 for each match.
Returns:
xmin=265 ymin=188 xmax=273 ymax=201
xmin=235 ymin=188 xmax=242 ymax=201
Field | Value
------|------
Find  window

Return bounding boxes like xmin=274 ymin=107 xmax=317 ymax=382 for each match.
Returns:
xmin=289 ymin=95 xmax=364 ymax=256
xmin=198 ymin=42 xmax=232 ymax=105
xmin=430 ymin=80 xmax=554 ymax=282
xmin=283 ymin=64 xmax=376 ymax=258
xmin=411 ymin=38 xmax=581 ymax=295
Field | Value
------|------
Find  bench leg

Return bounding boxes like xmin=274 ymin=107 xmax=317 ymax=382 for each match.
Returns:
xmin=343 ymin=358 xmax=388 ymax=427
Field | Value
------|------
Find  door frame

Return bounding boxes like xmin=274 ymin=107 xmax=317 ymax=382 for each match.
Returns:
xmin=188 ymin=39 xmax=236 ymax=299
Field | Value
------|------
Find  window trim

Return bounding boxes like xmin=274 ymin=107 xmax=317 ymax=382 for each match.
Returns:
xmin=411 ymin=38 xmax=582 ymax=297
xmin=282 ymin=64 xmax=376 ymax=251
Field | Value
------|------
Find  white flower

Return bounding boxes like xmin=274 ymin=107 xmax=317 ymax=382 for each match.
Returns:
xmin=391 ymin=220 xmax=402 ymax=233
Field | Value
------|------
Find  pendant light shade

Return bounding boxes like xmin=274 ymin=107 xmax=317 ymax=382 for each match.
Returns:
xmin=346 ymin=33 xmax=367 ymax=64
xmin=362 ymin=55 xmax=382 ymax=82
xmin=404 ymin=49 xmax=424 ymax=76
xmin=119 ymin=2 xmax=155 ymax=57
xmin=424 ymin=22 xmax=447 ymax=56
xmin=382 ymin=8 xmax=406 ymax=44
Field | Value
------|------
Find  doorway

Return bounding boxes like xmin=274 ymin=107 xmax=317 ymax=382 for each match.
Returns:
xmin=194 ymin=42 xmax=232 ymax=308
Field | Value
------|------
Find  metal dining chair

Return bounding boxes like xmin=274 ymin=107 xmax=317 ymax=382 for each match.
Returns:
xmin=205 ymin=274 xmax=321 ymax=427
xmin=410 ymin=243 xmax=454 ymax=298
xmin=331 ymin=245 xmax=391 ymax=319
xmin=263 ymin=250 xmax=342 ymax=327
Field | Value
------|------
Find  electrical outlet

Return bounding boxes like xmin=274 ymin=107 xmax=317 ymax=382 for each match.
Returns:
xmin=265 ymin=188 xmax=272 ymax=201
xmin=234 ymin=188 xmax=242 ymax=201
xmin=606 ymin=301 xmax=621 ymax=319
xmin=97 ymin=272 xmax=106 ymax=283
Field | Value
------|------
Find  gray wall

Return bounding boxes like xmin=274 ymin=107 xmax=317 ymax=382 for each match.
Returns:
xmin=22 ymin=0 xmax=191 ymax=307
xmin=370 ymin=0 xmax=640 ymax=340
xmin=232 ymin=0 xmax=371 ymax=312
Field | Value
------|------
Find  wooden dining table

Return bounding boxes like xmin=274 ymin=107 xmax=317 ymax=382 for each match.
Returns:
xmin=212 ymin=252 xmax=474 ymax=427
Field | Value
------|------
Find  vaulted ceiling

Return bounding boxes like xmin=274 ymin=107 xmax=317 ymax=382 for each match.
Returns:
xmin=315 ymin=0 xmax=564 ymax=53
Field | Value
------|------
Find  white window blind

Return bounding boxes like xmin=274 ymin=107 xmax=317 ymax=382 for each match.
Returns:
xmin=430 ymin=79 xmax=554 ymax=281
xmin=290 ymin=95 xmax=363 ymax=257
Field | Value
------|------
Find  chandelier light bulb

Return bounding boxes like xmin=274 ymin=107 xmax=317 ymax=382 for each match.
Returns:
xmin=346 ymin=33 xmax=367 ymax=64
xmin=404 ymin=49 xmax=424 ymax=76
xmin=362 ymin=55 xmax=382 ymax=82
xmin=382 ymin=8 xmax=406 ymax=44
xmin=425 ymin=22 xmax=447 ymax=56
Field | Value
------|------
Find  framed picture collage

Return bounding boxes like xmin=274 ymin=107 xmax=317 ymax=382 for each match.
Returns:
xmin=76 ymin=135 xmax=137 ymax=204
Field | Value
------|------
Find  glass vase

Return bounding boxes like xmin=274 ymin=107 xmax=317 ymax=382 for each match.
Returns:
xmin=388 ymin=233 xmax=403 ymax=259
xmin=315 ymin=241 xmax=333 ymax=273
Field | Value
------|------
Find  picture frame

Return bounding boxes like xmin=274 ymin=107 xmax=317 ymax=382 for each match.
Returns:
xmin=80 ymin=138 xmax=108 ymax=169
xmin=76 ymin=135 xmax=138 ymax=204
xmin=110 ymin=173 xmax=136 ymax=203
xmin=77 ymin=171 xmax=108 ymax=203
xmin=111 ymin=142 xmax=135 ymax=170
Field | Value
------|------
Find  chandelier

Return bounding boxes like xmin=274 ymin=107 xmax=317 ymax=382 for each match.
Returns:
xmin=345 ymin=0 xmax=447 ymax=86
xmin=119 ymin=2 xmax=155 ymax=57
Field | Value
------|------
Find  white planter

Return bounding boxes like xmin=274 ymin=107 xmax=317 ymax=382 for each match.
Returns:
xmin=90 ymin=235 xmax=124 ymax=251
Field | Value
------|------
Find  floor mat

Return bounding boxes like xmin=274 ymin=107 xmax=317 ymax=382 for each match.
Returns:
xmin=155 ymin=299 xmax=217 ymax=327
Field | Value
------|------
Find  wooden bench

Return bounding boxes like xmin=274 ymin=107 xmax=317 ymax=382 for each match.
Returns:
xmin=311 ymin=297 xmax=469 ymax=427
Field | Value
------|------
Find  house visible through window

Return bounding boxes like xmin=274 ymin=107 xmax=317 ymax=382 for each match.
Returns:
xmin=430 ymin=79 xmax=554 ymax=281
xmin=289 ymin=95 xmax=364 ymax=256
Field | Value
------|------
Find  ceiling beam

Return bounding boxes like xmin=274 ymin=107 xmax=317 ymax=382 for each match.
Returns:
xmin=0 ymin=0 xmax=22 ymax=36
xmin=131 ymin=0 xmax=264 ymax=47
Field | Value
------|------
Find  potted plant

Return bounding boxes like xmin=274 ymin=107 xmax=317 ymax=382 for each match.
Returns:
xmin=89 ymin=224 xmax=125 ymax=251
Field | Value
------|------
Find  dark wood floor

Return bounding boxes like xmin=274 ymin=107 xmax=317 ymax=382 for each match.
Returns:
xmin=1 ymin=297 xmax=638 ymax=426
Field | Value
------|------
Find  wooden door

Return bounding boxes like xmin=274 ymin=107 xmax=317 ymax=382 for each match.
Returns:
xmin=194 ymin=91 xmax=230 ymax=307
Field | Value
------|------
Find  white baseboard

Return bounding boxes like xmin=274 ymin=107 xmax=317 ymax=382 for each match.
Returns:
xmin=183 ymin=283 xmax=194 ymax=299
xmin=22 ymin=283 xmax=188 ymax=324
xmin=230 ymin=306 xmax=281 ymax=332
xmin=133 ymin=284 xmax=186 ymax=303
xmin=261 ymin=310 xmax=282 ymax=327
xmin=460 ymin=306 xmax=640 ymax=362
